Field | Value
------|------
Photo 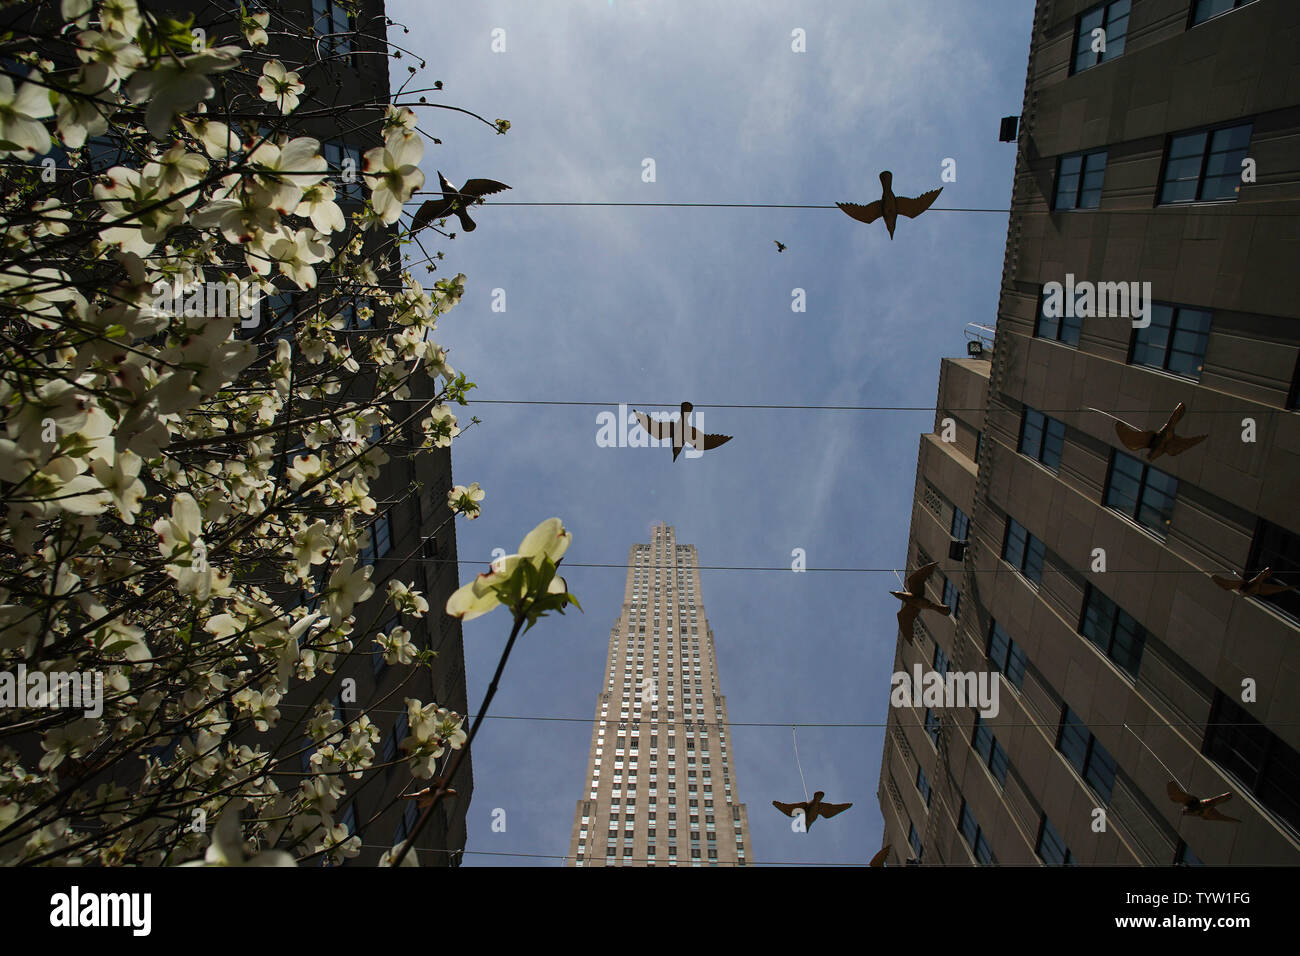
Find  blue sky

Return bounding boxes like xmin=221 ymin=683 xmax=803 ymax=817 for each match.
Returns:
xmin=389 ymin=0 xmax=1036 ymax=866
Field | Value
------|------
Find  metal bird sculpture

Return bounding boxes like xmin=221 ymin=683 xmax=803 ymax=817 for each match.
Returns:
xmin=869 ymin=845 xmax=891 ymax=867
xmin=1107 ymin=402 xmax=1208 ymax=460
xmin=837 ymin=171 xmax=943 ymax=239
xmin=1167 ymin=782 xmax=1240 ymax=823
xmin=1210 ymin=567 xmax=1293 ymax=597
xmin=633 ymin=402 xmax=733 ymax=462
xmin=774 ymin=240 xmax=786 ymax=252
xmin=401 ymin=785 xmax=455 ymax=809
xmin=772 ymin=791 xmax=853 ymax=830
xmin=890 ymin=562 xmax=951 ymax=643
xmin=411 ymin=171 xmax=511 ymax=233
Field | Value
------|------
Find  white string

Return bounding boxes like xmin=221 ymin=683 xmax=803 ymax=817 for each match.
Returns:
xmin=1122 ymin=722 xmax=1186 ymax=791
xmin=791 ymin=726 xmax=809 ymax=803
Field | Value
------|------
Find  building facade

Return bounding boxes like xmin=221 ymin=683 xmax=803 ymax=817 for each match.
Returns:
xmin=878 ymin=0 xmax=1300 ymax=866
xmin=568 ymin=524 xmax=752 ymax=866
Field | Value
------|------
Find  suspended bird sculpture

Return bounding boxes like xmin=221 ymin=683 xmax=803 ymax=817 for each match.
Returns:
xmin=774 ymin=240 xmax=787 ymax=252
xmin=1167 ymin=782 xmax=1240 ymax=823
xmin=400 ymin=785 xmax=454 ymax=809
xmin=772 ymin=791 xmax=853 ymax=830
xmin=633 ymin=403 xmax=733 ymax=462
xmin=837 ymin=171 xmax=943 ymax=239
xmin=411 ymin=171 xmax=511 ymax=233
xmin=869 ymin=845 xmax=891 ymax=867
xmin=1106 ymin=402 xmax=1208 ymax=460
xmin=890 ymin=562 xmax=951 ymax=643
xmin=1211 ymin=567 xmax=1293 ymax=597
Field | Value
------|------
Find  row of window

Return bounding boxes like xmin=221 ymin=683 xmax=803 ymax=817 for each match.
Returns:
xmin=1071 ymin=0 xmax=1258 ymax=75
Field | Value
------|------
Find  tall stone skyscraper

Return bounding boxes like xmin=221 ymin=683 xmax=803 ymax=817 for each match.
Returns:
xmin=568 ymin=524 xmax=753 ymax=866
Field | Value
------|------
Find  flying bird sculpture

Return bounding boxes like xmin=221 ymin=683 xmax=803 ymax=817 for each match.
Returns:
xmin=869 ymin=845 xmax=891 ymax=867
xmin=774 ymin=240 xmax=786 ymax=252
xmin=1167 ymin=782 xmax=1240 ymax=823
xmin=400 ymin=785 xmax=454 ymax=809
xmin=411 ymin=171 xmax=511 ymax=233
xmin=633 ymin=402 xmax=732 ymax=462
xmin=837 ymin=171 xmax=943 ymax=239
xmin=890 ymin=562 xmax=951 ymax=643
xmin=1210 ymin=567 xmax=1293 ymax=597
xmin=1102 ymin=402 xmax=1208 ymax=460
xmin=772 ymin=791 xmax=853 ymax=830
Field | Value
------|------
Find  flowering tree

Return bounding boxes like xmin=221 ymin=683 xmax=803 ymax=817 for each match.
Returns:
xmin=0 ymin=0 xmax=570 ymax=867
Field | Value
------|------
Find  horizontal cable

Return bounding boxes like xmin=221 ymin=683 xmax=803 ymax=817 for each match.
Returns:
xmin=465 ymin=399 xmax=1283 ymax=414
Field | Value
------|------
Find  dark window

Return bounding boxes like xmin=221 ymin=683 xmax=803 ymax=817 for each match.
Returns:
xmin=1105 ymin=451 xmax=1178 ymax=533
xmin=1054 ymin=149 xmax=1108 ymax=208
xmin=1244 ymin=518 xmax=1300 ymax=622
xmin=942 ymin=577 xmax=960 ymax=621
xmin=1073 ymin=0 xmax=1130 ymax=73
xmin=1204 ymin=692 xmax=1300 ymax=833
xmin=1035 ymin=286 xmax=1081 ymax=346
xmin=361 ymin=511 xmax=394 ymax=567
xmin=987 ymin=621 xmax=1027 ymax=689
xmin=1002 ymin=518 xmax=1046 ymax=584
xmin=1130 ymin=304 xmax=1211 ymax=379
xmin=972 ymin=715 xmax=1009 ymax=786
xmin=924 ymin=708 xmax=940 ymax=746
xmin=313 ymin=0 xmax=355 ymax=55
xmin=1191 ymin=0 xmax=1259 ymax=27
xmin=1037 ymin=815 xmax=1074 ymax=865
xmin=1174 ymin=840 xmax=1204 ymax=866
xmin=951 ymin=507 xmax=970 ymax=542
xmin=907 ymin=823 xmax=924 ymax=859
xmin=1057 ymin=706 xmax=1118 ymax=803
xmin=958 ymin=800 xmax=993 ymax=864
xmin=1288 ymin=351 xmax=1300 ymax=410
xmin=1019 ymin=407 xmax=1066 ymax=469
xmin=323 ymin=140 xmax=364 ymax=202
xmin=1079 ymin=584 xmax=1147 ymax=678
xmin=1159 ymin=122 xmax=1253 ymax=204
xmin=932 ymin=643 xmax=949 ymax=677
xmin=916 ymin=766 xmax=932 ymax=808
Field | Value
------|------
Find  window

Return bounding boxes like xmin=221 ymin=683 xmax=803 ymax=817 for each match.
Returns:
xmin=313 ymin=0 xmax=354 ymax=55
xmin=1019 ymin=407 xmax=1065 ymax=469
xmin=958 ymin=800 xmax=993 ymax=864
xmin=360 ymin=511 xmax=394 ymax=567
xmin=1191 ymin=0 xmax=1259 ymax=27
xmin=1037 ymin=815 xmax=1073 ymax=865
xmin=932 ymin=644 xmax=949 ymax=677
xmin=924 ymin=708 xmax=940 ymax=746
xmin=382 ymin=712 xmax=409 ymax=764
xmin=1105 ymin=451 xmax=1177 ymax=533
xmin=323 ymin=140 xmax=363 ymax=201
xmin=907 ymin=823 xmax=924 ymax=860
xmin=1035 ymin=286 xmax=1082 ymax=346
xmin=1130 ymin=304 xmax=1211 ymax=379
xmin=1079 ymin=584 xmax=1146 ymax=677
xmin=1057 ymin=706 xmax=1117 ymax=803
xmin=972 ymin=715 xmax=1009 ymax=786
xmin=986 ymin=621 xmax=1027 ymax=690
xmin=1002 ymin=518 xmax=1045 ymax=584
xmin=1244 ymin=518 xmax=1300 ymax=622
xmin=951 ymin=506 xmax=970 ymax=542
xmin=1054 ymin=149 xmax=1108 ymax=208
xmin=942 ymin=577 xmax=960 ymax=621
xmin=915 ymin=766 xmax=932 ymax=808
xmin=1072 ymin=0 xmax=1130 ymax=73
xmin=1159 ymin=122 xmax=1253 ymax=204
xmin=1204 ymin=691 xmax=1300 ymax=832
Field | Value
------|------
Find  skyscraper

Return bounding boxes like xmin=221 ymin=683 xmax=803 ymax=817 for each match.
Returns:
xmin=878 ymin=0 xmax=1300 ymax=866
xmin=568 ymin=524 xmax=753 ymax=866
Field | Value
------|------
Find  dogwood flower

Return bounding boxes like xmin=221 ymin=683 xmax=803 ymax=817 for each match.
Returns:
xmin=0 ymin=71 xmax=54 ymax=158
xmin=324 ymin=556 xmax=374 ymax=627
xmin=181 ymin=800 xmax=296 ymax=866
xmin=362 ymin=131 xmax=424 ymax=224
xmin=243 ymin=10 xmax=271 ymax=47
xmin=446 ymin=518 xmax=572 ymax=622
xmin=447 ymin=482 xmax=484 ymax=519
xmin=258 ymin=60 xmax=305 ymax=114
xmin=126 ymin=46 xmax=242 ymax=140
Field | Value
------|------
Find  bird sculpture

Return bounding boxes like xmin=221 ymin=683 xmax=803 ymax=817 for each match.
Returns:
xmin=774 ymin=240 xmax=786 ymax=252
xmin=1167 ymin=782 xmax=1239 ymax=823
xmin=1108 ymin=402 xmax=1208 ymax=460
xmin=411 ymin=171 xmax=511 ymax=233
xmin=633 ymin=402 xmax=732 ymax=462
xmin=869 ymin=845 xmax=890 ymax=867
xmin=1210 ymin=567 xmax=1293 ymax=597
xmin=401 ymin=785 xmax=455 ymax=810
xmin=890 ymin=562 xmax=951 ymax=643
xmin=772 ymin=791 xmax=853 ymax=830
xmin=837 ymin=171 xmax=943 ymax=239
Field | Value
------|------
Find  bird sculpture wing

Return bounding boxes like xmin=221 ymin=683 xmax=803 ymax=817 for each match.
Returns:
xmin=1114 ymin=420 xmax=1156 ymax=451
xmin=1253 ymin=580 xmax=1293 ymax=596
xmin=905 ymin=562 xmax=938 ymax=594
xmin=1166 ymin=781 xmax=1194 ymax=804
xmin=895 ymin=187 xmax=943 ymax=219
xmin=634 ymin=410 xmax=674 ymax=441
xmin=460 ymin=178 xmax=511 ymax=199
xmin=411 ymin=199 xmax=449 ymax=233
xmin=818 ymin=801 xmax=853 ymax=818
xmin=1166 ymin=402 xmax=1187 ymax=429
xmin=1210 ymin=574 xmax=1242 ymax=591
xmin=683 ymin=424 xmax=733 ymax=451
xmin=772 ymin=800 xmax=805 ymax=817
xmin=837 ymin=200 xmax=883 ymax=224
xmin=921 ymin=598 xmax=952 ymax=615
xmin=1201 ymin=806 xmax=1241 ymax=823
xmin=1201 ymin=792 xmax=1234 ymax=809
xmin=869 ymin=845 xmax=890 ymax=868
xmin=897 ymin=604 xmax=920 ymax=641
xmin=1163 ymin=432 xmax=1208 ymax=456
